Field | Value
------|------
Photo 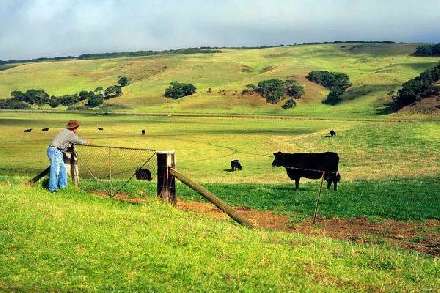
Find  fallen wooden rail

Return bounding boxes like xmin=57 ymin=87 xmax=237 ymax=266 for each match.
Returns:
xmin=29 ymin=166 xmax=50 ymax=184
xmin=170 ymin=168 xmax=254 ymax=229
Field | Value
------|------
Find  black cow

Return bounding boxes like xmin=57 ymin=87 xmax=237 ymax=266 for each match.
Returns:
xmin=272 ymin=152 xmax=341 ymax=190
xmin=41 ymin=128 xmax=49 ymax=131
xmin=231 ymin=160 xmax=243 ymax=171
xmin=135 ymin=168 xmax=152 ymax=181
xmin=329 ymin=130 xmax=336 ymax=137
xmin=24 ymin=128 xmax=32 ymax=132
xmin=141 ymin=129 xmax=146 ymax=135
xmin=98 ymin=127 xmax=104 ymax=131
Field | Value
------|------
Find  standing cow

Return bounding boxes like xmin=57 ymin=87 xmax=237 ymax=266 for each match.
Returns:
xmin=272 ymin=152 xmax=341 ymax=190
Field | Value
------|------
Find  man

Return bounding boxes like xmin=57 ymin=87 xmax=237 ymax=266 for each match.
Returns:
xmin=47 ymin=120 xmax=86 ymax=192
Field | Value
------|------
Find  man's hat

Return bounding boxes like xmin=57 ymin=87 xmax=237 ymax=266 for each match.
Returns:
xmin=66 ymin=120 xmax=80 ymax=129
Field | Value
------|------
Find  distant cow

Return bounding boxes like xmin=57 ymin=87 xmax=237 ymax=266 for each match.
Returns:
xmin=272 ymin=152 xmax=341 ymax=190
xmin=141 ymin=129 xmax=146 ymax=135
xmin=324 ymin=130 xmax=336 ymax=138
xmin=231 ymin=160 xmax=243 ymax=171
xmin=24 ymin=128 xmax=32 ymax=132
xmin=135 ymin=168 xmax=152 ymax=181
xmin=41 ymin=128 xmax=49 ymax=132
xmin=98 ymin=127 xmax=104 ymax=131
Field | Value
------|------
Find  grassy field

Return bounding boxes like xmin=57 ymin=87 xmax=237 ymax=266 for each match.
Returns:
xmin=0 ymin=180 xmax=438 ymax=291
xmin=0 ymin=43 xmax=439 ymax=290
xmin=1 ymin=112 xmax=439 ymax=183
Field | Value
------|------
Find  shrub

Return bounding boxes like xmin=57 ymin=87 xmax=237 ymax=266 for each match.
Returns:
xmin=391 ymin=62 xmax=440 ymax=110
xmin=0 ymin=98 xmax=30 ymax=109
xmin=281 ymin=99 xmax=297 ymax=109
xmin=306 ymin=71 xmax=351 ymax=105
xmin=414 ymin=43 xmax=440 ymax=56
xmin=165 ymin=82 xmax=196 ymax=99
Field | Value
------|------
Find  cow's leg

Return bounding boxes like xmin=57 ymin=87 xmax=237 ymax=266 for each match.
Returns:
xmin=294 ymin=178 xmax=300 ymax=190
xmin=326 ymin=179 xmax=332 ymax=189
xmin=333 ymin=180 xmax=338 ymax=191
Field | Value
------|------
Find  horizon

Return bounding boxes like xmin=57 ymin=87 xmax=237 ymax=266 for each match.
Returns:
xmin=0 ymin=40 xmax=414 ymax=62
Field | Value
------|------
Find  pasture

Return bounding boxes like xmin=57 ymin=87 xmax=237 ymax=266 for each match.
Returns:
xmin=0 ymin=43 xmax=439 ymax=290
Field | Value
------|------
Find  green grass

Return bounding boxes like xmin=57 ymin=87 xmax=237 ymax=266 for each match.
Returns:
xmin=80 ymin=177 xmax=440 ymax=221
xmin=1 ymin=112 xmax=439 ymax=183
xmin=0 ymin=181 xmax=438 ymax=291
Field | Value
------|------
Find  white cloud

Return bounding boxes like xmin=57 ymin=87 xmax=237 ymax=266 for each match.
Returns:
xmin=0 ymin=0 xmax=439 ymax=59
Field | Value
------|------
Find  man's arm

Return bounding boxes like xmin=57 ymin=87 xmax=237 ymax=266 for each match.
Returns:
xmin=68 ymin=132 xmax=87 ymax=145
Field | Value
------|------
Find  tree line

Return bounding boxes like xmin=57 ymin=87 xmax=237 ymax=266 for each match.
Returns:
xmin=0 ymin=76 xmax=129 ymax=109
xmin=390 ymin=62 xmax=440 ymax=110
xmin=413 ymin=43 xmax=440 ymax=57
xmin=306 ymin=71 xmax=351 ymax=105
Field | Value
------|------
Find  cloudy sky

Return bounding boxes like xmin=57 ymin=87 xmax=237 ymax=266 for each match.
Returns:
xmin=1 ymin=0 xmax=439 ymax=60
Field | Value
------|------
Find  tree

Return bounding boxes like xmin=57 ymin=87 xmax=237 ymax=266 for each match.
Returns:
xmin=164 ymin=81 xmax=196 ymax=99
xmin=117 ymin=76 xmax=130 ymax=87
xmin=307 ymin=71 xmax=351 ymax=105
xmin=86 ymin=95 xmax=104 ymax=107
xmin=285 ymin=80 xmax=305 ymax=98
xmin=414 ymin=43 xmax=440 ymax=56
xmin=104 ymin=85 xmax=122 ymax=99
xmin=10 ymin=89 xmax=49 ymax=105
xmin=256 ymin=79 xmax=285 ymax=104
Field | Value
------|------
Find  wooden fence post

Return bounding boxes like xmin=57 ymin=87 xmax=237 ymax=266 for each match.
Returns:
xmin=70 ymin=146 xmax=79 ymax=186
xmin=157 ymin=151 xmax=176 ymax=205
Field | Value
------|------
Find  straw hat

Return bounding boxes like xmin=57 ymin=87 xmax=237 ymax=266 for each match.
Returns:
xmin=66 ymin=120 xmax=80 ymax=129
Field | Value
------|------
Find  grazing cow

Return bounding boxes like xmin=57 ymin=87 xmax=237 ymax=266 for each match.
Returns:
xmin=231 ymin=160 xmax=243 ymax=171
xmin=141 ymin=129 xmax=146 ymax=135
xmin=24 ymin=128 xmax=32 ymax=132
xmin=98 ymin=127 xmax=104 ymax=131
xmin=41 ymin=128 xmax=49 ymax=132
xmin=272 ymin=152 xmax=341 ymax=190
xmin=135 ymin=168 xmax=152 ymax=181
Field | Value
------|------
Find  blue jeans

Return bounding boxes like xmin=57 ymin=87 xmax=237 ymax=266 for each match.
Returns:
xmin=47 ymin=147 xmax=67 ymax=192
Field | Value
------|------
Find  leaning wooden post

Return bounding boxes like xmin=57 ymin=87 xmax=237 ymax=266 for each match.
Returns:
xmin=170 ymin=168 xmax=255 ymax=229
xmin=156 ymin=151 xmax=176 ymax=205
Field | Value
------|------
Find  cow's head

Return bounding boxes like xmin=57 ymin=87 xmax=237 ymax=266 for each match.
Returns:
xmin=272 ymin=151 xmax=284 ymax=167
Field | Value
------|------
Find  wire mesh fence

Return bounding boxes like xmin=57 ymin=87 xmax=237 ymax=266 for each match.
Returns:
xmin=75 ymin=145 xmax=157 ymax=197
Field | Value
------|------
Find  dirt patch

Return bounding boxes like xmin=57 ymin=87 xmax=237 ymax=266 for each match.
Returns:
xmin=177 ymin=199 xmax=440 ymax=257
xmin=401 ymin=96 xmax=440 ymax=115
xmin=293 ymin=218 xmax=440 ymax=257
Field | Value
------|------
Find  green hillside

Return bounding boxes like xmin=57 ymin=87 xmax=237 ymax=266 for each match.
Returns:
xmin=1 ymin=43 xmax=439 ymax=117
xmin=0 ymin=180 xmax=438 ymax=291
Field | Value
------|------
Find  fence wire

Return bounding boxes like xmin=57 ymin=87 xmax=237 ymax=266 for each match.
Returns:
xmin=75 ymin=145 xmax=157 ymax=196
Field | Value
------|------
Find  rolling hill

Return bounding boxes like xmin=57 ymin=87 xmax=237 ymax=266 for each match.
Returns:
xmin=1 ymin=43 xmax=439 ymax=117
